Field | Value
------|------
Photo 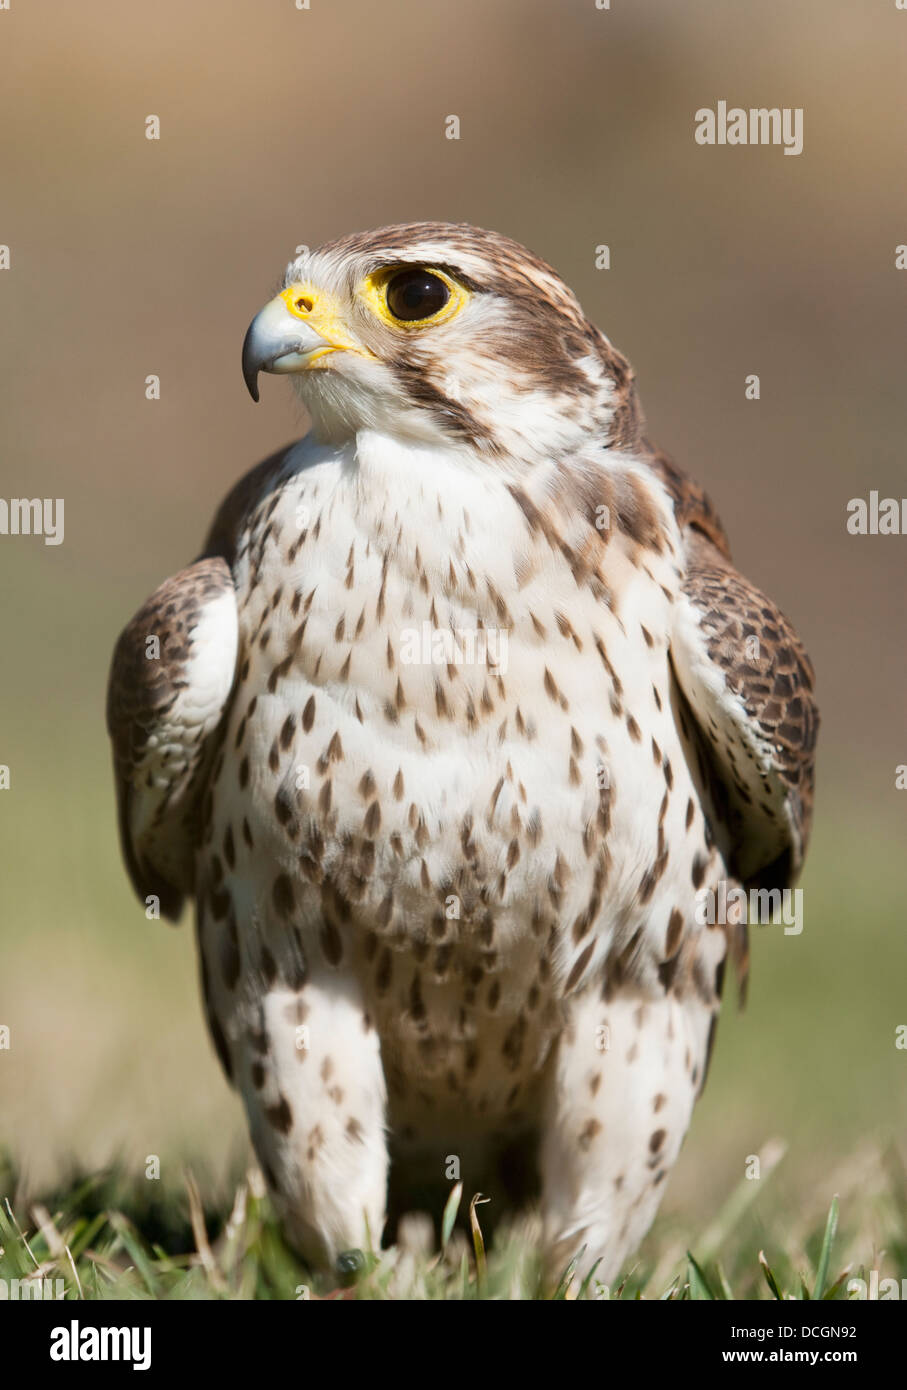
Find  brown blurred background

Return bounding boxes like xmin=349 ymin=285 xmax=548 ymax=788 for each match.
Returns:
xmin=1 ymin=0 xmax=905 ymax=1233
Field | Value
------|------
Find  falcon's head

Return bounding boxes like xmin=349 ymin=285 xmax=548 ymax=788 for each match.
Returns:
xmin=242 ymin=223 xmax=643 ymax=464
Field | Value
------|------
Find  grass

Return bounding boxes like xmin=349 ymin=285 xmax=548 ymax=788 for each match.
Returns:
xmin=2 ymin=1143 xmax=905 ymax=1301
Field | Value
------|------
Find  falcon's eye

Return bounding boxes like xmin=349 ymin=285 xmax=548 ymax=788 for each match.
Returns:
xmin=385 ymin=268 xmax=451 ymax=323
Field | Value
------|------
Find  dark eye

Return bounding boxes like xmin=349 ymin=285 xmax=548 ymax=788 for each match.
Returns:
xmin=386 ymin=268 xmax=450 ymax=322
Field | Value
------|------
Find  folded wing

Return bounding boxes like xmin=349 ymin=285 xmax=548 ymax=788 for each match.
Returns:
xmin=660 ymin=456 xmax=818 ymax=890
xmin=106 ymin=557 xmax=238 ymax=920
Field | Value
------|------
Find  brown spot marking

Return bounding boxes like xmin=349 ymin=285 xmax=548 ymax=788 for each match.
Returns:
xmin=260 ymin=944 xmax=277 ymax=986
xmin=409 ymin=971 xmax=427 ymax=1024
xmin=502 ymin=1015 xmax=526 ymax=1071
xmin=220 ymin=913 xmax=240 ymax=989
xmin=274 ymin=784 xmax=298 ymax=834
xmin=346 ymin=1116 xmax=365 ymax=1144
xmin=208 ymin=883 xmax=231 ymax=921
xmin=208 ymin=1013 xmax=233 ymax=1081
xmin=578 ymin=1118 xmax=602 ymax=1150
xmin=320 ymin=919 xmax=343 ymax=966
xmin=665 ymin=907 xmax=684 ymax=958
xmin=273 ymin=874 xmax=295 ymax=918
xmin=302 ymin=694 xmax=316 ymax=732
xmin=638 ymin=863 xmax=659 ymax=906
xmin=266 ymin=1095 xmax=293 ymax=1134
xmin=565 ymin=940 xmax=595 ymax=993
xmin=653 ymin=1093 xmax=667 ymax=1113
xmin=375 ymin=948 xmax=392 ymax=995
xmin=657 ymin=954 xmax=679 ymax=992
xmin=649 ymin=1128 xmax=667 ymax=1153
xmin=543 ymin=667 xmax=568 ymax=709
xmin=322 ymin=730 xmax=343 ymax=766
xmin=306 ymin=1124 xmax=324 ymax=1162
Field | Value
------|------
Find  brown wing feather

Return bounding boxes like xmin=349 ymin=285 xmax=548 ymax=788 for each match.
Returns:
xmin=644 ymin=443 xmax=732 ymax=560
xmin=657 ymin=441 xmax=818 ymax=888
xmin=677 ymin=529 xmax=818 ymax=883
xmin=107 ymin=446 xmax=293 ymax=920
xmin=106 ymin=557 xmax=237 ymax=920
xmin=644 ymin=450 xmax=817 ymax=1016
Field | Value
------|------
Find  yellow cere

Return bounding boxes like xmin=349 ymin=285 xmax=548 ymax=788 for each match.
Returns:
xmin=359 ymin=265 xmax=470 ymax=330
xmin=278 ymin=284 xmax=369 ymax=360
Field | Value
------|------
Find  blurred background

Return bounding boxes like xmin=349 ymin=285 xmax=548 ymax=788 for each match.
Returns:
xmin=1 ymin=0 xmax=905 ymax=1253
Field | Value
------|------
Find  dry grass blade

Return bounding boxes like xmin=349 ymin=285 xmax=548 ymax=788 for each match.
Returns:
xmin=185 ymin=1168 xmax=226 ymax=1293
xmin=469 ymin=1194 xmax=490 ymax=1295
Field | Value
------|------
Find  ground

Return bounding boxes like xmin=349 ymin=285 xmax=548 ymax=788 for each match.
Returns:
xmin=1 ymin=1143 xmax=904 ymax=1300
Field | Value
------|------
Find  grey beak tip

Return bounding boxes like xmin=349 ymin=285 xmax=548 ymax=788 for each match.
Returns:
xmin=242 ymin=323 xmax=262 ymax=402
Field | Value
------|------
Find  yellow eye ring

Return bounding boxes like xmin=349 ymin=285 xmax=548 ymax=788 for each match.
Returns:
xmin=360 ymin=265 xmax=469 ymax=330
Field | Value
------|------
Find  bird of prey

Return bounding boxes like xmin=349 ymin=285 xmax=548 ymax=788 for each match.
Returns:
xmin=107 ymin=222 xmax=817 ymax=1287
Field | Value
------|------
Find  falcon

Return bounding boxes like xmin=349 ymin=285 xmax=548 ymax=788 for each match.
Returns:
xmin=107 ymin=223 xmax=818 ymax=1287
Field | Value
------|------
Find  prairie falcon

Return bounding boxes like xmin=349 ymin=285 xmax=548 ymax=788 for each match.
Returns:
xmin=107 ymin=223 xmax=818 ymax=1285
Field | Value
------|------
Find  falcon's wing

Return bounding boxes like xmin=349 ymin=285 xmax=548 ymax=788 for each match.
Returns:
xmin=106 ymin=557 xmax=239 ymax=920
xmin=106 ymin=446 xmax=290 ymax=920
xmin=658 ymin=455 xmax=818 ymax=890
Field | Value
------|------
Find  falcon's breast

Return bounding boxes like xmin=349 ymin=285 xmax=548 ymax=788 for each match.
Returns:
xmin=195 ymin=425 xmax=709 ymax=1112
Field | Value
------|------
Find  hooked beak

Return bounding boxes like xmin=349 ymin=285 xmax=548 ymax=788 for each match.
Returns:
xmin=241 ymin=285 xmax=357 ymax=402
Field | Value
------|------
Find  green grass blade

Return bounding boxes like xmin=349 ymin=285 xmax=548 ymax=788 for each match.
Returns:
xmin=578 ymin=1256 xmax=604 ymax=1300
xmin=715 ymin=1262 xmax=733 ymax=1301
xmin=552 ymin=1247 xmax=584 ymax=1299
xmin=441 ymin=1181 xmax=462 ymax=1251
xmin=109 ymin=1213 xmax=160 ymax=1297
xmin=686 ymin=1251 xmax=715 ymax=1300
xmin=759 ymin=1250 xmax=783 ymax=1301
xmin=813 ymin=1195 xmax=839 ymax=1300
